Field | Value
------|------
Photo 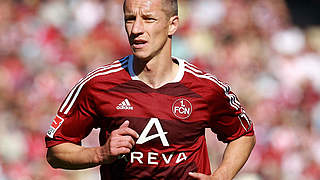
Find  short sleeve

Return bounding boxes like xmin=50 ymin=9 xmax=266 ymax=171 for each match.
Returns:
xmin=45 ymin=80 xmax=98 ymax=148
xmin=208 ymin=84 xmax=254 ymax=143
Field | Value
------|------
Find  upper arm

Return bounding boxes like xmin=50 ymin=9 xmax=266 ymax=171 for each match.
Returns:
xmin=228 ymin=134 xmax=256 ymax=148
xmin=207 ymin=83 xmax=254 ymax=143
xmin=45 ymin=80 xmax=99 ymax=148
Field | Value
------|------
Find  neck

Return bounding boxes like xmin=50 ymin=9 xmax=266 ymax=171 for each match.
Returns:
xmin=133 ymin=52 xmax=179 ymax=89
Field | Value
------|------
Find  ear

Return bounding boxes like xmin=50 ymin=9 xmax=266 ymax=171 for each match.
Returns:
xmin=168 ymin=15 xmax=179 ymax=36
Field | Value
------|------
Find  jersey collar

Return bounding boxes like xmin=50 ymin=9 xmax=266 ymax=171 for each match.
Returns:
xmin=128 ymin=55 xmax=185 ymax=83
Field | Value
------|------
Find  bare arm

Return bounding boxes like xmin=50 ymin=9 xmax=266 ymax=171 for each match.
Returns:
xmin=189 ymin=135 xmax=256 ymax=180
xmin=46 ymin=120 xmax=139 ymax=170
xmin=47 ymin=143 xmax=106 ymax=170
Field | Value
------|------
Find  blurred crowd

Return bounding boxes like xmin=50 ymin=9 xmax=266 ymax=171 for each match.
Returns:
xmin=0 ymin=0 xmax=320 ymax=179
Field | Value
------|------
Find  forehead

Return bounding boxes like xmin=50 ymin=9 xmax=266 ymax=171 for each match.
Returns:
xmin=124 ymin=0 xmax=163 ymax=14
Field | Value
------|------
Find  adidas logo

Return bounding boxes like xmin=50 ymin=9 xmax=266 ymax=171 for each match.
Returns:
xmin=116 ymin=99 xmax=133 ymax=110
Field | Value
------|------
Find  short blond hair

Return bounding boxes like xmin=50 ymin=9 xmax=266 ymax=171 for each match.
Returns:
xmin=123 ymin=0 xmax=178 ymax=18
xmin=162 ymin=0 xmax=178 ymax=17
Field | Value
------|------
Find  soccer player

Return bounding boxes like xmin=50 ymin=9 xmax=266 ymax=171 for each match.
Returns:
xmin=45 ymin=0 xmax=256 ymax=179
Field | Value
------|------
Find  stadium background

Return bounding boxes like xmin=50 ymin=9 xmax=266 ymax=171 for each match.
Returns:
xmin=0 ymin=0 xmax=320 ymax=179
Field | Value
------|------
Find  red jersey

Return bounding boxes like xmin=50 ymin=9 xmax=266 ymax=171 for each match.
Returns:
xmin=45 ymin=55 xmax=254 ymax=180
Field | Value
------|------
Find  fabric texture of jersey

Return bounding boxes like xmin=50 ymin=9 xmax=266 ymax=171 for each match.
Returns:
xmin=45 ymin=55 xmax=254 ymax=180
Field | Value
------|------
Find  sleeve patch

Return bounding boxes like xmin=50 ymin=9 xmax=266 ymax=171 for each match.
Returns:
xmin=47 ymin=115 xmax=64 ymax=138
xmin=238 ymin=112 xmax=252 ymax=132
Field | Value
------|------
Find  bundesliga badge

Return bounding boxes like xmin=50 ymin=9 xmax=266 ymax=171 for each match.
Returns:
xmin=172 ymin=98 xmax=192 ymax=119
xmin=47 ymin=115 xmax=64 ymax=138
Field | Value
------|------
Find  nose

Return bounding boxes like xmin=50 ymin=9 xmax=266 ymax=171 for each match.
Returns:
xmin=131 ymin=17 xmax=144 ymax=35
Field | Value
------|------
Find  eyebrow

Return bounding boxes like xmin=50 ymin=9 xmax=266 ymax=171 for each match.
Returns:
xmin=124 ymin=14 xmax=156 ymax=21
xmin=125 ymin=10 xmax=155 ymax=17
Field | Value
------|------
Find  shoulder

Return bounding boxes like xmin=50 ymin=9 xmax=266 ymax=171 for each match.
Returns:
xmin=82 ymin=56 xmax=130 ymax=87
xmin=181 ymin=59 xmax=241 ymax=110
xmin=57 ymin=56 xmax=130 ymax=114
xmin=65 ymin=56 xmax=130 ymax=98
xmin=181 ymin=59 xmax=229 ymax=92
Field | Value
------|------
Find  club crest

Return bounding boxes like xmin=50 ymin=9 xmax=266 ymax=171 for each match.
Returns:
xmin=172 ymin=98 xmax=192 ymax=119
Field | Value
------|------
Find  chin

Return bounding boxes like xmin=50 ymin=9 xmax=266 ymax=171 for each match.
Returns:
xmin=132 ymin=51 xmax=152 ymax=61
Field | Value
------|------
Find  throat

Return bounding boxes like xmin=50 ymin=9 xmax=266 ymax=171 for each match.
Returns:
xmin=134 ymin=58 xmax=180 ymax=89
xmin=139 ymin=67 xmax=173 ymax=89
xmin=145 ymin=65 xmax=152 ymax=72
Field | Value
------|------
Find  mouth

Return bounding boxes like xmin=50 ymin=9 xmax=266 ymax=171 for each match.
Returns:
xmin=132 ymin=39 xmax=148 ymax=49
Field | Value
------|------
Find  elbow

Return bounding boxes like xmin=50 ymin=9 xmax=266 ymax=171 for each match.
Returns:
xmin=250 ymin=135 xmax=256 ymax=149
xmin=47 ymin=154 xmax=59 ymax=169
xmin=46 ymin=150 xmax=61 ymax=169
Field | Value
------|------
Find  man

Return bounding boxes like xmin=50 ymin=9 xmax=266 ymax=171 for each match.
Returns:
xmin=45 ymin=0 xmax=255 ymax=179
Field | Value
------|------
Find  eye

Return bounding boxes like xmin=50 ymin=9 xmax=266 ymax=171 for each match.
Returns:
xmin=145 ymin=18 xmax=156 ymax=23
xmin=125 ymin=19 xmax=134 ymax=23
xmin=125 ymin=16 xmax=135 ymax=23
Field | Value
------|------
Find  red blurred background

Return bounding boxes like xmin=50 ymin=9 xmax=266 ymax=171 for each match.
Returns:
xmin=0 ymin=0 xmax=320 ymax=179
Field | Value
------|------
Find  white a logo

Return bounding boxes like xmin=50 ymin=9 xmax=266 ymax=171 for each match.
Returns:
xmin=136 ymin=118 xmax=169 ymax=146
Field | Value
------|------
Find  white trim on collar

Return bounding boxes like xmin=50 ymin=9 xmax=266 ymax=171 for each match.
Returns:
xmin=128 ymin=55 xmax=185 ymax=83
xmin=128 ymin=55 xmax=139 ymax=80
xmin=172 ymin=56 xmax=184 ymax=83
